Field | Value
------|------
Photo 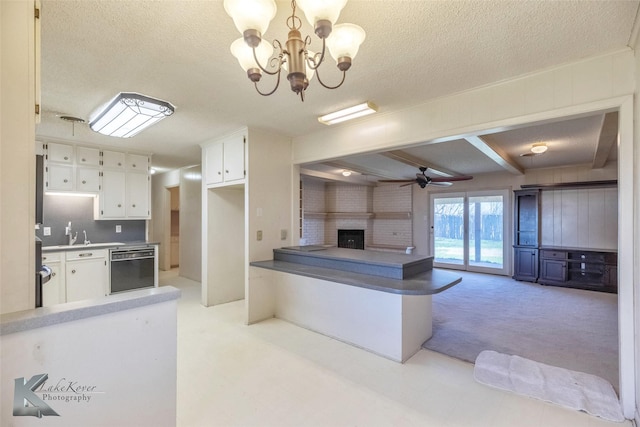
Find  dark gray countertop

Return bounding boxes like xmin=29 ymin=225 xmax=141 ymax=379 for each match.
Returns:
xmin=250 ymin=260 xmax=461 ymax=295
xmin=1 ymin=286 xmax=180 ymax=336
xmin=539 ymin=246 xmax=617 ymax=254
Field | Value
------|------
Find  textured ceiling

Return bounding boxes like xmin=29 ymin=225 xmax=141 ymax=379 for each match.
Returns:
xmin=37 ymin=0 xmax=639 ymax=174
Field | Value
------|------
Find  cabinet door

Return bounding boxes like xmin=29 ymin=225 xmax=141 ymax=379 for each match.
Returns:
xmin=513 ymin=247 xmax=538 ymax=281
xmin=47 ymin=164 xmax=74 ymax=191
xmin=126 ymin=172 xmax=150 ymax=218
xmin=47 ymin=142 xmax=74 ymax=163
xmin=102 ymin=150 xmax=126 ymax=169
xmin=205 ymin=143 xmax=223 ymax=185
xmin=101 ymin=170 xmax=126 ymax=218
xmin=76 ymin=167 xmax=100 ymax=192
xmin=76 ymin=146 xmax=100 ymax=166
xmin=42 ymin=261 xmax=65 ymax=306
xmin=540 ymin=259 xmax=567 ymax=282
xmin=223 ymin=137 xmax=245 ymax=182
xmin=66 ymin=258 xmax=107 ymax=302
xmin=127 ymin=154 xmax=149 ymax=172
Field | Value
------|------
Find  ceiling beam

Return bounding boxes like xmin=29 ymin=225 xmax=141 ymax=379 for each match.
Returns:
xmin=592 ymin=112 xmax=618 ymax=169
xmin=379 ymin=150 xmax=459 ymax=177
xmin=464 ymin=135 xmax=524 ymax=175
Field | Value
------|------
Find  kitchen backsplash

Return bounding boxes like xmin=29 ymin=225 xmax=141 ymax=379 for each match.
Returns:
xmin=36 ymin=195 xmax=145 ymax=246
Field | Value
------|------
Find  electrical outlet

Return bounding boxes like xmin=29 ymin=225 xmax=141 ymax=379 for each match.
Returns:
xmin=280 ymin=229 xmax=287 ymax=240
xmin=116 ymin=225 xmax=122 ymax=233
xmin=257 ymin=230 xmax=263 ymax=241
xmin=43 ymin=227 xmax=51 ymax=236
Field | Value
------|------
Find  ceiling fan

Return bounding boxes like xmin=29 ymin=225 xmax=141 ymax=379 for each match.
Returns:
xmin=379 ymin=167 xmax=473 ymax=188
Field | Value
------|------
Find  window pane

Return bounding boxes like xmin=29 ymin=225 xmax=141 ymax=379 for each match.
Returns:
xmin=433 ymin=197 xmax=464 ymax=265
xmin=468 ymin=195 xmax=504 ymax=269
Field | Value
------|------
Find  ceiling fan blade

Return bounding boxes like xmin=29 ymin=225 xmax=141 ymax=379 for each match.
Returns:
xmin=378 ymin=179 xmax=415 ymax=183
xmin=399 ymin=182 xmax=417 ymax=187
xmin=429 ymin=181 xmax=452 ymax=187
xmin=429 ymin=175 xmax=473 ymax=183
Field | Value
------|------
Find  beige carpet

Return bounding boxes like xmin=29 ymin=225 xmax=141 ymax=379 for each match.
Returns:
xmin=423 ymin=271 xmax=619 ymax=390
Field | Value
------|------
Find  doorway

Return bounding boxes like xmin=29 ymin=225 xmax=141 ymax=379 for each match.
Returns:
xmin=169 ymin=186 xmax=180 ymax=269
xmin=430 ymin=189 xmax=510 ymax=275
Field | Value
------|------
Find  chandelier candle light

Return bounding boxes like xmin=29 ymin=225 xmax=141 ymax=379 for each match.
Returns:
xmin=224 ymin=0 xmax=365 ymax=101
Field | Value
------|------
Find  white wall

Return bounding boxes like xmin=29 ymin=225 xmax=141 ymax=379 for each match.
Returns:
xmin=292 ymin=49 xmax=637 ymax=418
xmin=246 ymin=128 xmax=293 ymax=324
xmin=1 ymin=0 xmax=37 ymax=314
xmin=1 ymin=296 xmax=178 ymax=426
xmin=633 ymin=28 xmax=640 ymax=425
xmin=179 ymin=166 xmax=202 ymax=281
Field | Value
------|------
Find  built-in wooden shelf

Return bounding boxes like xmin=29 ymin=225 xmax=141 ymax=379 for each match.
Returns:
xmin=374 ymin=212 xmax=412 ymax=220
xmin=303 ymin=211 xmax=411 ymax=220
xmin=327 ymin=212 xmax=375 ymax=219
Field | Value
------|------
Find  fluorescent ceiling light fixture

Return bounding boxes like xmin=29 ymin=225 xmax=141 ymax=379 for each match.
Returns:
xmin=318 ymin=101 xmax=377 ymax=125
xmin=89 ymin=92 xmax=175 ymax=138
xmin=530 ymin=143 xmax=548 ymax=154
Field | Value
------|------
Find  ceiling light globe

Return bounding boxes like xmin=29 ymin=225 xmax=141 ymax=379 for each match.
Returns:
xmin=326 ymin=23 xmax=366 ymax=63
xmin=296 ymin=0 xmax=347 ymax=37
xmin=531 ymin=143 xmax=548 ymax=154
xmin=223 ymin=0 xmax=277 ymax=36
xmin=342 ymin=170 xmax=352 ymax=176
xmin=230 ymin=37 xmax=274 ymax=72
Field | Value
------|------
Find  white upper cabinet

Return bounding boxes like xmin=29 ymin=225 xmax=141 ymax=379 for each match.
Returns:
xmin=47 ymin=163 xmax=73 ymax=191
xmin=76 ymin=146 xmax=100 ymax=166
xmin=126 ymin=172 xmax=150 ymax=218
xmin=47 ymin=142 xmax=74 ymax=163
xmin=127 ymin=153 xmax=149 ymax=172
xmin=102 ymin=150 xmax=126 ymax=169
xmin=204 ymin=132 xmax=245 ymax=187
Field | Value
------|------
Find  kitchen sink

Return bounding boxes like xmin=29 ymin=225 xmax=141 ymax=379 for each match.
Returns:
xmin=44 ymin=242 xmax=125 ymax=250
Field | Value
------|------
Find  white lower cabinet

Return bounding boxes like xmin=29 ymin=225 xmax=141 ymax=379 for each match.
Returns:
xmin=41 ymin=252 xmax=65 ymax=307
xmin=43 ymin=249 xmax=108 ymax=305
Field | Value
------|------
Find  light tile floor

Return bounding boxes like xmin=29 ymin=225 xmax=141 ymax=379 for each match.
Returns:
xmin=160 ymin=270 xmax=632 ymax=427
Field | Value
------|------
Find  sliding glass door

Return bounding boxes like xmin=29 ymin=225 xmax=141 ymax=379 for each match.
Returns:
xmin=431 ymin=190 xmax=509 ymax=275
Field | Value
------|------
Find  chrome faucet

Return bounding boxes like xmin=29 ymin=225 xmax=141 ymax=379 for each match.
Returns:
xmin=67 ymin=221 xmax=77 ymax=246
xmin=83 ymin=230 xmax=90 ymax=245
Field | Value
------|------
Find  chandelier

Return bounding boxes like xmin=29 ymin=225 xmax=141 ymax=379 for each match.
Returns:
xmin=224 ymin=0 xmax=365 ymax=101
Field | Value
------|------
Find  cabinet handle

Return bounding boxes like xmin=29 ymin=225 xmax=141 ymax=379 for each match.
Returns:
xmin=43 ymin=256 xmax=47 ymax=261
xmin=51 ymin=272 xmax=56 ymax=277
xmin=81 ymin=158 xmax=86 ymax=162
xmin=132 ymin=164 xmax=136 ymax=168
xmin=63 ymin=179 xmax=68 ymax=183
xmin=78 ymin=253 xmax=93 ymax=257
xmin=218 ymin=171 xmax=221 ymax=175
xmin=71 ymin=269 xmax=76 ymax=274
xmin=225 ymin=170 xmax=229 ymax=173
xmin=118 ymin=162 xmax=122 ymax=166
xmin=64 ymin=156 xmax=69 ymax=160
xmin=82 ymin=180 xmax=86 ymax=184
xmin=117 ymin=204 xmax=122 ymax=207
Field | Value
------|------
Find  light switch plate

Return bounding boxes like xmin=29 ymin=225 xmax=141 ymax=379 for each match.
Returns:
xmin=257 ymin=230 xmax=262 ymax=241
xmin=43 ymin=227 xmax=51 ymax=236
xmin=280 ymin=229 xmax=287 ymax=240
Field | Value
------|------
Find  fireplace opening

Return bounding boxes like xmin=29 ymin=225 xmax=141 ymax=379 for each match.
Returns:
xmin=338 ymin=229 xmax=365 ymax=250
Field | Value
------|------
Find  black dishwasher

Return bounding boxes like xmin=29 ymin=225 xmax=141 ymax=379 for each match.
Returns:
xmin=110 ymin=247 xmax=155 ymax=294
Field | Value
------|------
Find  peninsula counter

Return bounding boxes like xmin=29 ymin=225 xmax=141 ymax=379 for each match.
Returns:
xmin=250 ymin=247 xmax=461 ymax=362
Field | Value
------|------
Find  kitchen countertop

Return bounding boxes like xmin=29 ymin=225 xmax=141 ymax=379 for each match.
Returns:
xmin=251 ymin=246 xmax=460 ymax=295
xmin=42 ymin=241 xmax=159 ymax=252
xmin=1 ymin=286 xmax=180 ymax=336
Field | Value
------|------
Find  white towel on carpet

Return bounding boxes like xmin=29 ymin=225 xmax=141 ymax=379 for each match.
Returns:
xmin=474 ymin=350 xmax=624 ymax=423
